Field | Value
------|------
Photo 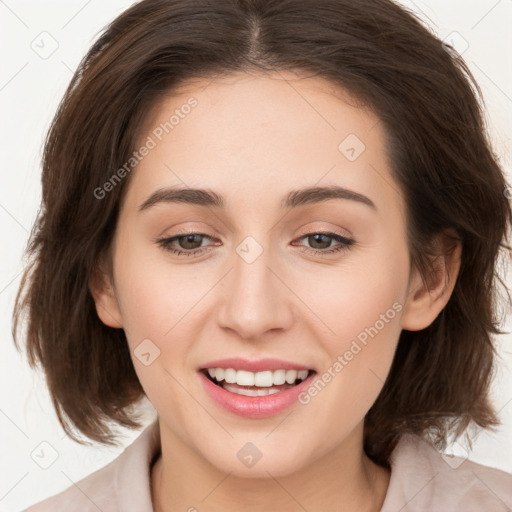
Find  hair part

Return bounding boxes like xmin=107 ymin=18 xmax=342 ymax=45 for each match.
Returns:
xmin=12 ymin=0 xmax=512 ymax=465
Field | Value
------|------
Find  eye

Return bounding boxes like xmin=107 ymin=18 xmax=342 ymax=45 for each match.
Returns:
xmin=155 ymin=232 xmax=217 ymax=257
xmin=155 ymin=230 xmax=355 ymax=257
xmin=292 ymin=231 xmax=354 ymax=256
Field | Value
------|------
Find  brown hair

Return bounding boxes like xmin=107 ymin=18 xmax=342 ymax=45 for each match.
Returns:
xmin=12 ymin=0 xmax=512 ymax=467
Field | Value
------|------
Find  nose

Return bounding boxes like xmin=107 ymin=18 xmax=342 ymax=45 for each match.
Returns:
xmin=216 ymin=238 xmax=294 ymax=342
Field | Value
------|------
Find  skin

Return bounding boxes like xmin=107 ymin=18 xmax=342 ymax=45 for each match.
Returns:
xmin=90 ymin=69 xmax=461 ymax=511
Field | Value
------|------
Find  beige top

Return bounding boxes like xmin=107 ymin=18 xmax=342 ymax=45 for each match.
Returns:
xmin=24 ymin=420 xmax=512 ymax=511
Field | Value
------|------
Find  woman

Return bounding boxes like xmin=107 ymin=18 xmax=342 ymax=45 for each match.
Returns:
xmin=13 ymin=0 xmax=512 ymax=510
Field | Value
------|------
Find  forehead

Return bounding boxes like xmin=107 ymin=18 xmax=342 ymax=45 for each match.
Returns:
xmin=122 ymin=70 xmax=403 ymax=219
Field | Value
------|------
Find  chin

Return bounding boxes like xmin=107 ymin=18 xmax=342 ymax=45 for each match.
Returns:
xmin=198 ymin=436 xmax=314 ymax=479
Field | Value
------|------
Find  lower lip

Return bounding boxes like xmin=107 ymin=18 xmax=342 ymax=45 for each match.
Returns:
xmin=198 ymin=371 xmax=316 ymax=418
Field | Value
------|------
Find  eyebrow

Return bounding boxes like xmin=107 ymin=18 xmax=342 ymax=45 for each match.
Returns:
xmin=138 ymin=185 xmax=376 ymax=212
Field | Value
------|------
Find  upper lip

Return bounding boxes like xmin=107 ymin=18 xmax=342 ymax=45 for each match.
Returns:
xmin=199 ymin=358 xmax=314 ymax=373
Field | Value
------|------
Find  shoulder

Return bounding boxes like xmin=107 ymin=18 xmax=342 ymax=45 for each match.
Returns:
xmin=380 ymin=433 xmax=512 ymax=512
xmin=23 ymin=420 xmax=161 ymax=512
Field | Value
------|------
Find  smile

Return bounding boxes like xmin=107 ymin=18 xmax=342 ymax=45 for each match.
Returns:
xmin=198 ymin=358 xmax=317 ymax=418
xmin=203 ymin=367 xmax=311 ymax=396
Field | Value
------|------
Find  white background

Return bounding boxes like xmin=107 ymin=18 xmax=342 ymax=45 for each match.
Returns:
xmin=1 ymin=1 xmax=511 ymax=510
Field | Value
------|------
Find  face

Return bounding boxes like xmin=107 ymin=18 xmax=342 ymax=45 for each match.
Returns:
xmin=93 ymin=70 xmax=436 ymax=478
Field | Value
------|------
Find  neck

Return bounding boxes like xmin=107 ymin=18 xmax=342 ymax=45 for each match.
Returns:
xmin=151 ymin=422 xmax=391 ymax=512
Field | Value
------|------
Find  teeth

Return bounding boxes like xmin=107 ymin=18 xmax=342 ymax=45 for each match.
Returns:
xmin=224 ymin=368 xmax=237 ymax=383
xmin=285 ymin=370 xmax=297 ymax=384
xmin=223 ymin=384 xmax=291 ymax=396
xmin=273 ymin=369 xmax=286 ymax=385
xmin=205 ymin=368 xmax=311 ymax=387
xmin=214 ymin=368 xmax=224 ymax=382
xmin=297 ymin=370 xmax=308 ymax=380
xmin=237 ymin=370 xmax=255 ymax=386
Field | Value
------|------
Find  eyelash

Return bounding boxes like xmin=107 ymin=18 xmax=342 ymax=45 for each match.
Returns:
xmin=155 ymin=230 xmax=354 ymax=257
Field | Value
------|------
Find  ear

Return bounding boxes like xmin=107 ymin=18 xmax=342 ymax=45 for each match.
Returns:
xmin=401 ymin=230 xmax=462 ymax=331
xmin=88 ymin=253 xmax=123 ymax=328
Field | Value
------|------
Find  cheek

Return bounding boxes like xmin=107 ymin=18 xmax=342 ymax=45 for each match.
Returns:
xmin=298 ymin=248 xmax=407 ymax=413
xmin=301 ymin=255 xmax=407 ymax=351
xmin=111 ymin=238 xmax=213 ymax=405
xmin=297 ymin=302 xmax=403 ymax=447
xmin=112 ymin=242 xmax=199 ymax=424
xmin=113 ymin=237 xmax=205 ymax=340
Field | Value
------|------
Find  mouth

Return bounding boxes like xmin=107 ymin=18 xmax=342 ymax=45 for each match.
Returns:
xmin=197 ymin=357 xmax=318 ymax=418
xmin=200 ymin=367 xmax=316 ymax=397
